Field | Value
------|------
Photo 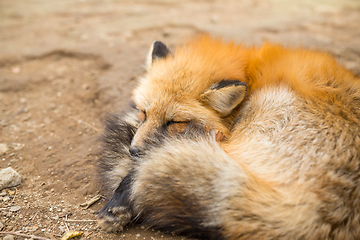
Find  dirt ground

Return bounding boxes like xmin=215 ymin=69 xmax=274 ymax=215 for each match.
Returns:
xmin=0 ymin=0 xmax=359 ymax=239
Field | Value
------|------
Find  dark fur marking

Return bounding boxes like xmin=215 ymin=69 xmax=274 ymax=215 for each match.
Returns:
xmin=152 ymin=41 xmax=170 ymax=61
xmin=212 ymin=79 xmax=248 ymax=90
xmin=131 ymin=121 xmax=204 ymax=157
xmin=131 ymin=174 xmax=225 ymax=239
xmin=139 ymin=200 xmax=225 ymax=240
xmin=97 ymin=111 xmax=137 ymax=191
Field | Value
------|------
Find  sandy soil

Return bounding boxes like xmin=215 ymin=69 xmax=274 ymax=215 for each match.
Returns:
xmin=0 ymin=0 xmax=359 ymax=239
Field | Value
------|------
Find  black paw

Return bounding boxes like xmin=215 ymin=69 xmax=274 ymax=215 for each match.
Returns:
xmin=97 ymin=205 xmax=132 ymax=232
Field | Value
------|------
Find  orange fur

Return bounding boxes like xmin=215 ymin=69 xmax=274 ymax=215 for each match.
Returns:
xmin=247 ymin=43 xmax=359 ymax=101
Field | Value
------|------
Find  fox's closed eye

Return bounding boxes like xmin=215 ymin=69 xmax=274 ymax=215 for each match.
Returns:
xmin=166 ymin=120 xmax=189 ymax=134
xmin=138 ymin=110 xmax=146 ymax=122
xmin=166 ymin=120 xmax=188 ymax=126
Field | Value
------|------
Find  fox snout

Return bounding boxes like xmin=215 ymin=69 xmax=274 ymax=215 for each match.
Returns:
xmin=129 ymin=120 xmax=161 ymax=156
xmin=129 ymin=130 xmax=147 ymax=156
xmin=129 ymin=146 xmax=141 ymax=156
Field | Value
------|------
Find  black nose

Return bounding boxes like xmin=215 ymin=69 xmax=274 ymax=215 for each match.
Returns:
xmin=129 ymin=147 xmax=141 ymax=156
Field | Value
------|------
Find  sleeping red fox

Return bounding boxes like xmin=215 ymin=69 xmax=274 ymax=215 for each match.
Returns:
xmin=97 ymin=35 xmax=360 ymax=240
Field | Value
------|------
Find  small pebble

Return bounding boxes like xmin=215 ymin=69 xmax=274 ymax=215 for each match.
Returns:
xmin=2 ymin=196 xmax=10 ymax=201
xmin=0 ymin=143 xmax=9 ymax=155
xmin=10 ymin=206 xmax=21 ymax=212
xmin=3 ymin=234 xmax=15 ymax=240
xmin=12 ymin=143 xmax=24 ymax=151
xmin=29 ymin=226 xmax=38 ymax=231
xmin=0 ymin=167 xmax=21 ymax=190
xmin=11 ymin=66 xmax=21 ymax=74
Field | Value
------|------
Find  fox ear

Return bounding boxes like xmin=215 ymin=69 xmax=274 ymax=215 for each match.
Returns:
xmin=146 ymin=41 xmax=170 ymax=68
xmin=200 ymin=80 xmax=248 ymax=117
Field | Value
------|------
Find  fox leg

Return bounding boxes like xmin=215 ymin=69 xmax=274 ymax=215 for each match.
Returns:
xmin=97 ymin=171 xmax=134 ymax=232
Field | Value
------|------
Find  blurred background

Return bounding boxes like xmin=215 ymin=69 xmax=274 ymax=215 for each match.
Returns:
xmin=0 ymin=0 xmax=359 ymax=239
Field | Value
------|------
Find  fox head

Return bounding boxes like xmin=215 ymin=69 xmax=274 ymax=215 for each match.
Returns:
xmin=130 ymin=36 xmax=249 ymax=155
